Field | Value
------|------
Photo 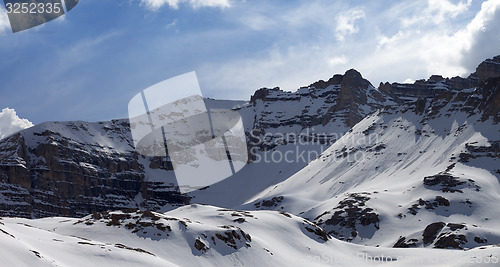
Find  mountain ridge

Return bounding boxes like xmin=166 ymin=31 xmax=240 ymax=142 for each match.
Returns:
xmin=0 ymin=55 xmax=499 ymax=227
xmin=1 ymin=55 xmax=500 ymax=266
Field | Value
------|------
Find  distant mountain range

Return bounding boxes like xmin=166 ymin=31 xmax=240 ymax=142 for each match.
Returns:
xmin=0 ymin=55 xmax=499 ymax=266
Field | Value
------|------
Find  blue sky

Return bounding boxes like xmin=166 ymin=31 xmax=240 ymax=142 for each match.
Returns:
xmin=0 ymin=0 xmax=499 ymax=125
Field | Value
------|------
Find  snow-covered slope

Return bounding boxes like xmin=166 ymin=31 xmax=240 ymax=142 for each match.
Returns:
xmin=243 ymin=79 xmax=500 ymax=249
xmin=1 ymin=56 xmax=500 ymax=265
xmin=1 ymin=205 xmax=499 ymax=266
xmin=189 ymin=69 xmax=392 ymax=207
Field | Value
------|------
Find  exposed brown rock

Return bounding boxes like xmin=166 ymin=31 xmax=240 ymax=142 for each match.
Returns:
xmin=478 ymin=77 xmax=500 ymax=122
xmin=434 ymin=233 xmax=467 ymax=249
xmin=330 ymin=69 xmax=372 ymax=127
xmin=415 ymin=98 xmax=426 ymax=115
xmin=335 ymin=69 xmax=370 ymax=110
xmin=393 ymin=236 xmax=418 ymax=248
xmin=423 ymin=222 xmax=445 ymax=245
xmin=470 ymin=55 xmax=500 ymax=81
xmin=250 ymin=87 xmax=272 ymax=105
xmin=309 ymin=74 xmax=343 ymax=89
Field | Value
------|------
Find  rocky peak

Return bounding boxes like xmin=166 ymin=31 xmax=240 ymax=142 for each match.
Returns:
xmin=250 ymin=87 xmax=272 ymax=105
xmin=321 ymin=69 xmax=379 ymax=127
xmin=428 ymin=75 xmax=445 ymax=83
xmin=341 ymin=69 xmax=371 ymax=90
xmin=309 ymin=74 xmax=343 ymax=89
xmin=333 ymin=69 xmax=371 ymax=111
xmin=307 ymin=69 xmax=369 ymax=92
xmin=469 ymin=55 xmax=500 ymax=81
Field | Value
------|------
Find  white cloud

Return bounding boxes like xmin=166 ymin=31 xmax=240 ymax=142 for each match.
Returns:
xmin=165 ymin=19 xmax=177 ymax=30
xmin=458 ymin=0 xmax=500 ymax=71
xmin=53 ymin=32 xmax=120 ymax=75
xmin=428 ymin=0 xmax=472 ymax=20
xmin=198 ymin=42 xmax=349 ymax=99
xmin=335 ymin=7 xmax=365 ymax=42
xmin=0 ymin=7 xmax=10 ymax=34
xmin=239 ymin=13 xmax=274 ymax=31
xmin=418 ymin=0 xmax=500 ymax=77
xmin=0 ymin=108 xmax=33 ymax=140
xmin=235 ymin=1 xmax=344 ymax=32
xmin=328 ymin=55 xmax=348 ymax=67
xmin=198 ymin=0 xmax=500 ymax=99
xmin=194 ymin=0 xmax=499 ymax=98
xmin=141 ymin=0 xmax=231 ymax=10
xmin=402 ymin=0 xmax=472 ymax=27
xmin=377 ymin=31 xmax=407 ymax=50
xmin=365 ymin=0 xmax=500 ymax=83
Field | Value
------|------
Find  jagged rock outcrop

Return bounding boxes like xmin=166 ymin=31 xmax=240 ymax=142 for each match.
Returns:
xmin=308 ymin=74 xmax=343 ymax=89
xmin=414 ymin=98 xmax=426 ymax=115
xmin=478 ymin=77 xmax=500 ymax=122
xmin=469 ymin=55 xmax=500 ymax=81
xmin=313 ymin=192 xmax=380 ymax=241
xmin=379 ymin=79 xmax=451 ymax=100
xmin=394 ymin=222 xmax=486 ymax=250
xmin=329 ymin=69 xmax=373 ymax=127
xmin=335 ymin=69 xmax=370 ymax=109
xmin=249 ymin=87 xmax=271 ymax=105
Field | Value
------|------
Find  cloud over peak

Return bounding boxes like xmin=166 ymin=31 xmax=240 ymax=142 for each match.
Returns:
xmin=141 ymin=0 xmax=231 ymax=10
xmin=0 ymin=108 xmax=33 ymax=140
xmin=335 ymin=7 xmax=365 ymax=42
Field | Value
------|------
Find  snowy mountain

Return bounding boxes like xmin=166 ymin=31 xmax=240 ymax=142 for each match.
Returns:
xmin=1 ymin=55 xmax=499 ymax=265
xmin=244 ymin=75 xmax=500 ymax=249
xmin=0 ymin=68 xmax=386 ymax=217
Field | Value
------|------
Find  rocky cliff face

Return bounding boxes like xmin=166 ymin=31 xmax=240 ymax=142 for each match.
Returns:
xmin=0 ymin=120 xmax=189 ymax=218
xmin=470 ymin=55 xmax=500 ymax=81
xmin=379 ymin=56 xmax=500 ymax=102
xmin=0 ymin=56 xmax=499 ymax=219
